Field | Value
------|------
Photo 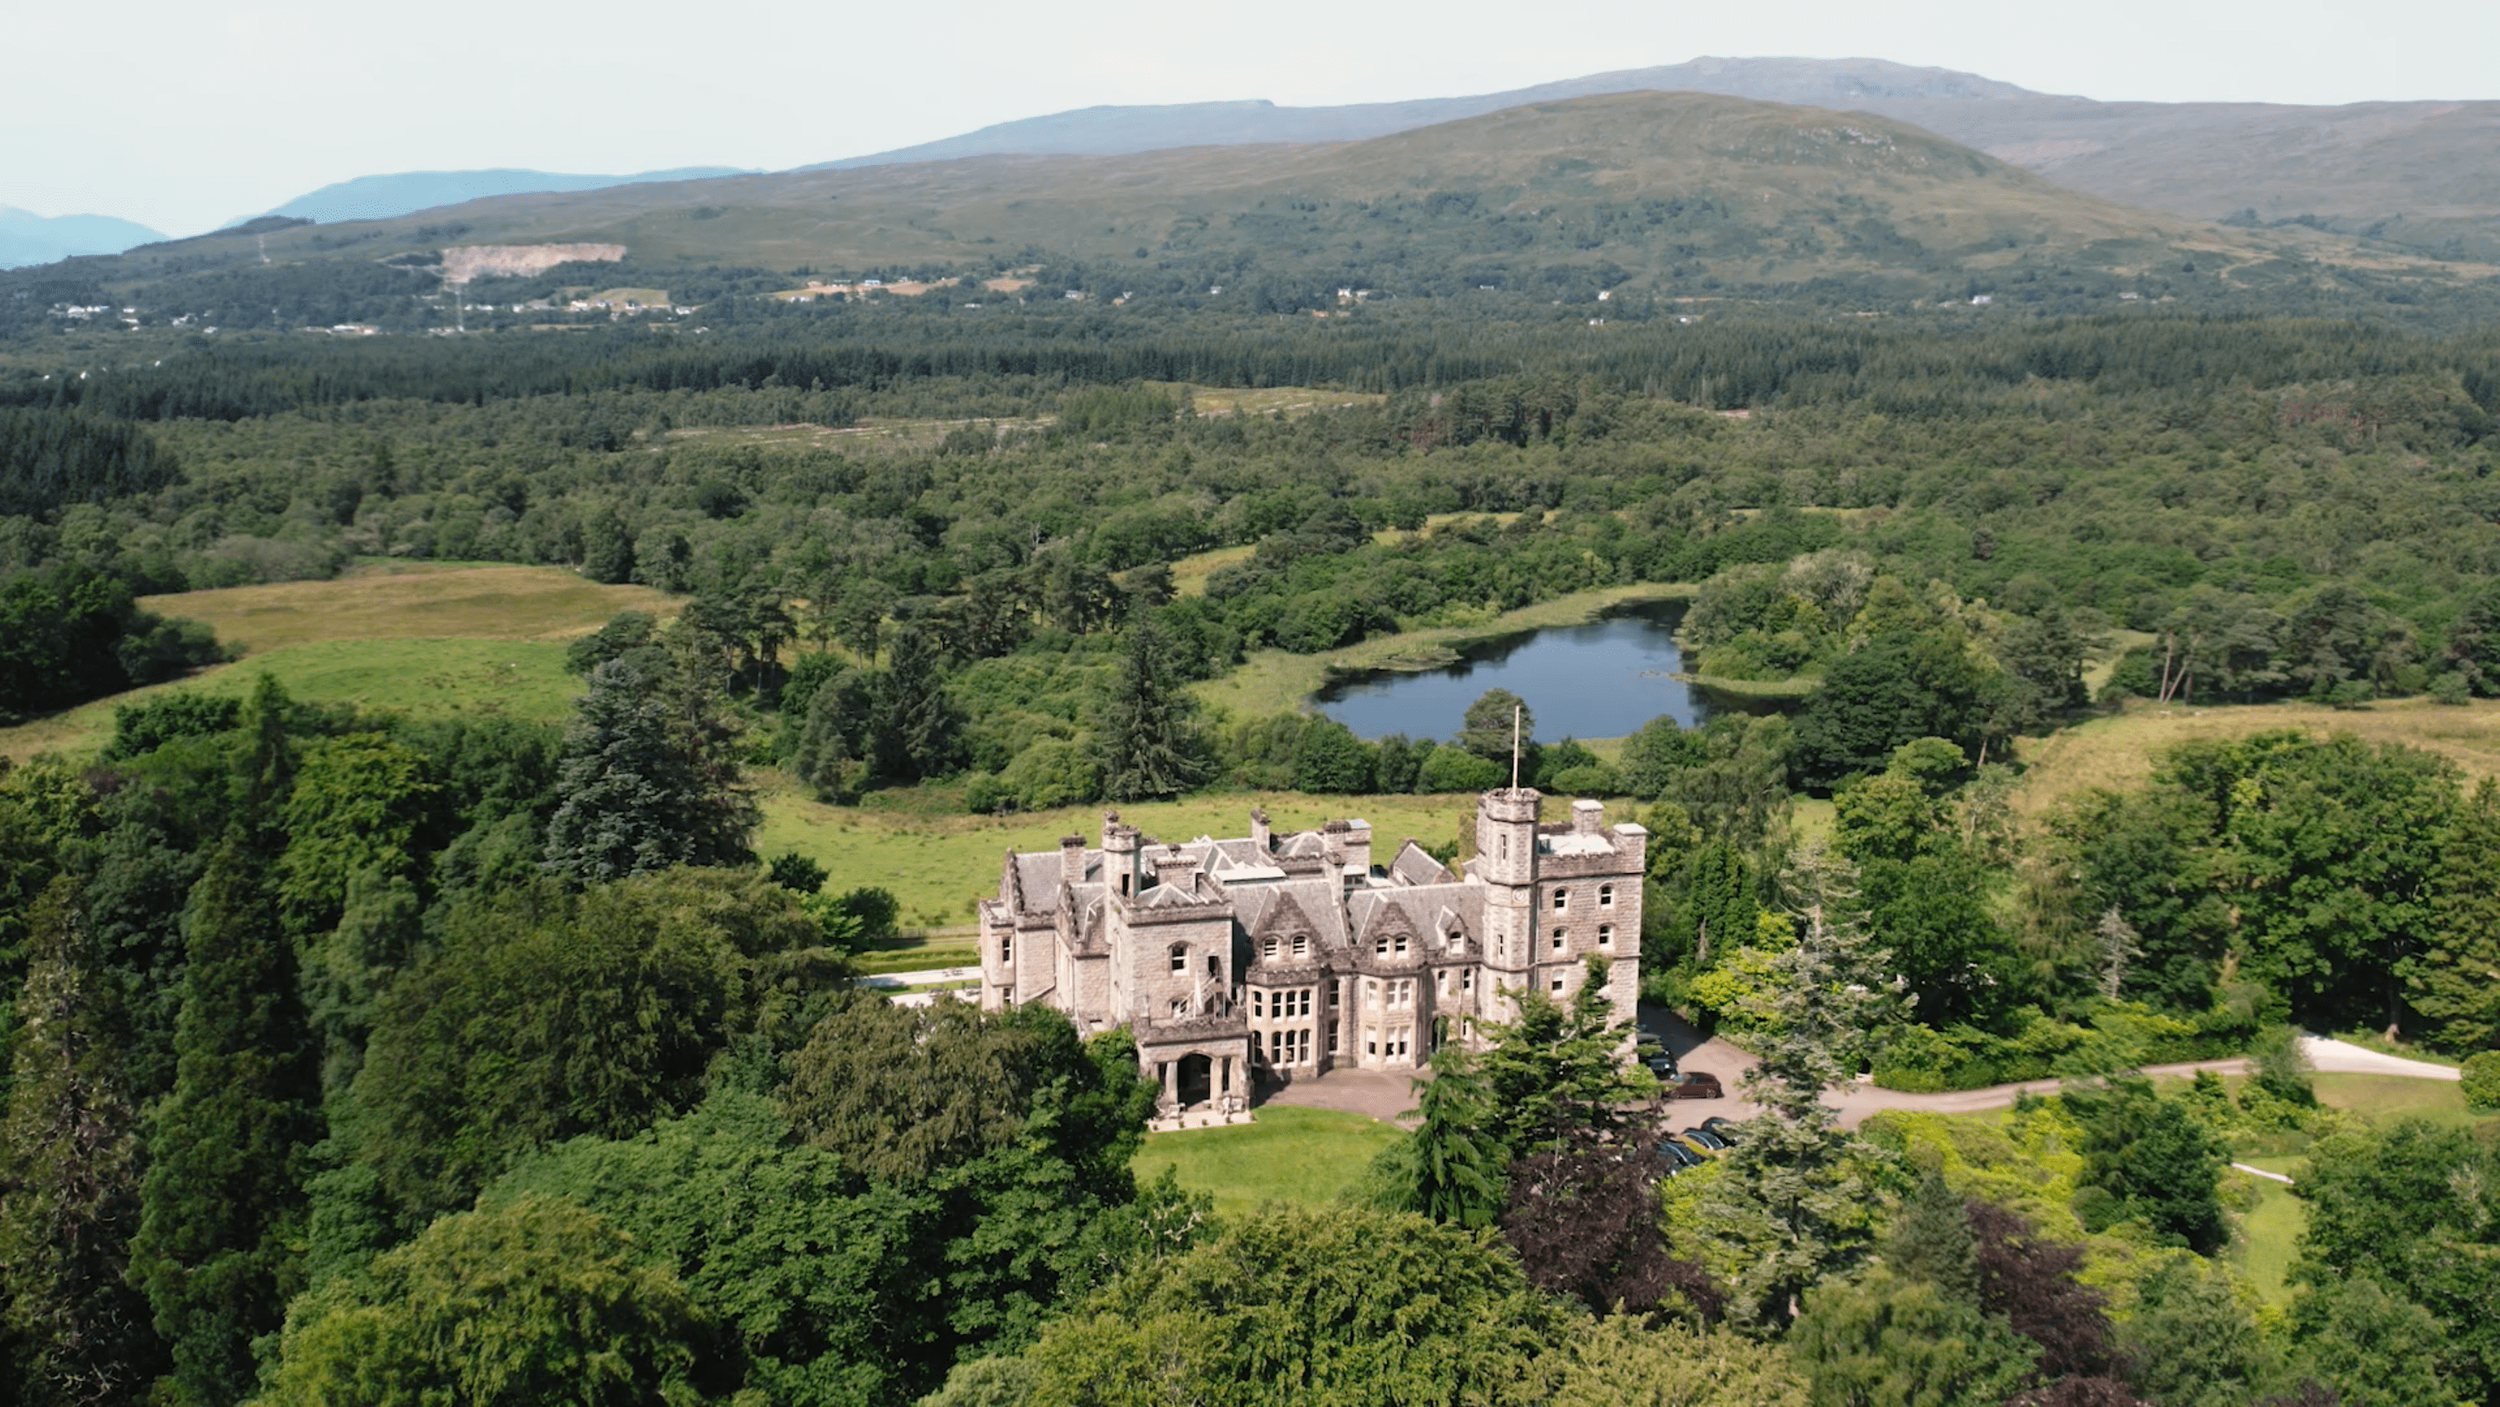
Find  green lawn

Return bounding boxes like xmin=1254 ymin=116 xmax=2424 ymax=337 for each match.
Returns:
xmin=1132 ymin=1105 xmax=1404 ymax=1219
xmin=755 ymin=778 xmax=1487 ymax=927
xmin=2233 ymin=1161 xmax=2306 ymax=1305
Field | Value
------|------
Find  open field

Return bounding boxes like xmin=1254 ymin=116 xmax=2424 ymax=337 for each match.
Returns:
xmin=139 ymin=562 xmax=674 ymax=654
xmin=1191 ymin=582 xmax=1696 ymax=721
xmin=2234 ymin=1160 xmax=2304 ymax=1303
xmin=1132 ymin=1104 xmax=1403 ymax=1219
xmin=1152 ymin=383 xmax=1386 ymax=418
xmin=1 ymin=639 xmax=589 ymax=764
xmin=2 ymin=563 xmax=666 ymax=763
xmin=755 ymin=775 xmax=1480 ymax=926
xmin=2010 ymin=696 xmax=2500 ymax=821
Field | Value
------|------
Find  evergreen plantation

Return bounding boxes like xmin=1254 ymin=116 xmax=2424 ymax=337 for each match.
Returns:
xmin=3 ymin=281 xmax=2500 ymax=1405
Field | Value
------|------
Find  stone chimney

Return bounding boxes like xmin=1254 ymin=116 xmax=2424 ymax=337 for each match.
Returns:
xmin=1250 ymin=806 xmax=1271 ymax=852
xmin=1573 ymin=798 xmax=1605 ymax=836
xmin=1341 ymin=818 xmax=1372 ymax=878
xmin=1059 ymin=835 xmax=1085 ymax=889
xmin=1152 ymin=844 xmax=1202 ymax=896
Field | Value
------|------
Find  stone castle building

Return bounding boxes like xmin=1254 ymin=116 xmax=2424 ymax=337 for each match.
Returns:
xmin=977 ymin=787 xmax=1645 ymax=1122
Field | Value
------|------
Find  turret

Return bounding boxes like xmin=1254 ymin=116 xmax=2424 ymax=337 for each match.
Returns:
xmin=1473 ymin=788 xmax=1540 ymax=887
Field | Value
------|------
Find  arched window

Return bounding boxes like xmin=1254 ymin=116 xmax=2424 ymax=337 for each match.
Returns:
xmin=1292 ymin=933 xmax=1309 ymax=957
xmin=1169 ymin=945 xmax=1188 ymax=973
xmin=1261 ymin=937 xmax=1278 ymax=961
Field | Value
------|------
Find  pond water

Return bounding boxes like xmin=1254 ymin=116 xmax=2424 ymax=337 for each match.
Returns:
xmin=1313 ymin=600 xmax=1736 ymax=741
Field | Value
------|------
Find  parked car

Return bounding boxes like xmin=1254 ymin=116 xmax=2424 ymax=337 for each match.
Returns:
xmin=1680 ymin=1126 xmax=1729 ymax=1151
xmin=1641 ymin=1049 xmax=1679 ymax=1079
xmin=1655 ymin=1139 xmax=1704 ymax=1169
xmin=1701 ymin=1115 xmax=1743 ymax=1143
xmin=1665 ymin=1071 xmax=1724 ymax=1100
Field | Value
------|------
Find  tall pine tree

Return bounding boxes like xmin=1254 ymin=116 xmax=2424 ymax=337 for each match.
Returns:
xmin=1 ymin=877 xmax=162 ymax=1405
xmin=542 ymin=657 xmax=755 ymax=884
xmin=129 ymin=677 xmax=321 ymax=1405
xmin=1098 ymin=615 xmax=1205 ymax=802
xmin=2413 ymin=775 xmax=2500 ymax=1053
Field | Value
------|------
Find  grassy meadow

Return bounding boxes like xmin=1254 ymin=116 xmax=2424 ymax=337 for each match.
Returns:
xmin=1131 ymin=1105 xmax=1405 ymax=1219
xmin=1 ymin=563 xmax=671 ymax=764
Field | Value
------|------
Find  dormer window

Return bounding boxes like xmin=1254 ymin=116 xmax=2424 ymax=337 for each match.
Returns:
xmin=1375 ymin=934 xmax=1389 ymax=956
xmin=1292 ymin=933 xmax=1309 ymax=958
xmin=1169 ymin=945 xmax=1187 ymax=973
xmin=1445 ymin=930 xmax=1462 ymax=951
xmin=1262 ymin=937 xmax=1278 ymax=961
xmin=1394 ymin=932 xmax=1408 ymax=956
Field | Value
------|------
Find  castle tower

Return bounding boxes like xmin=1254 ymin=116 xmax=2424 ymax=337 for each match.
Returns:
xmin=1472 ymin=788 xmax=1540 ymax=987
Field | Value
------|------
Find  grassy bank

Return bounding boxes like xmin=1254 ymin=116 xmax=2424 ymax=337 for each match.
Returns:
xmin=1191 ymin=581 xmax=1697 ymax=721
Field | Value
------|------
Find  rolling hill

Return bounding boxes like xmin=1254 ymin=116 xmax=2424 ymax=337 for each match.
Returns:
xmin=808 ymin=57 xmax=2500 ymax=261
xmin=24 ymin=91 xmax=2490 ymax=333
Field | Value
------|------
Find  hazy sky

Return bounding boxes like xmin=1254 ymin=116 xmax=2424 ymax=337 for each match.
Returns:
xmin=6 ymin=0 xmax=2493 ymax=237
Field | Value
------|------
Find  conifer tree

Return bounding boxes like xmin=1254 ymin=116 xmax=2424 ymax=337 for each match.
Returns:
xmin=1702 ymin=845 xmax=1908 ymax=1331
xmin=1405 ymin=1044 xmax=1504 ymax=1229
xmin=867 ymin=625 xmax=963 ymax=783
xmin=1097 ymin=615 xmax=1205 ymax=802
xmin=130 ymin=677 xmax=322 ymax=1405
xmin=542 ymin=657 xmax=755 ymax=884
xmin=2413 ymin=776 xmax=2500 ymax=1053
xmin=0 ymin=878 xmax=162 ymax=1405
xmin=1884 ymin=1170 xmax=1979 ymax=1302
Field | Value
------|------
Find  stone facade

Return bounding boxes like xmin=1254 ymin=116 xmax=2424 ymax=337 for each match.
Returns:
xmin=976 ymin=788 xmax=1646 ymax=1121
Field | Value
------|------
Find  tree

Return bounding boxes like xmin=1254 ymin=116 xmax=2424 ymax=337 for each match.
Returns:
xmin=2118 ymin=1255 xmax=2291 ymax=1407
xmin=1883 ymin=1171 xmax=1979 ymax=1302
xmin=1499 ymin=1123 xmax=1720 ymax=1320
xmin=128 ymin=828 xmax=322 ymax=1406
xmin=2292 ymin=1120 xmax=2500 ymax=1401
xmin=250 ymin=1195 xmax=719 ymax=1407
xmin=1476 ymin=954 xmax=1638 ymax=1156
xmin=1096 ymin=616 xmax=1206 ymax=802
xmin=351 ymin=868 xmax=825 ymax=1227
xmin=2066 ymin=1079 xmax=2228 ymax=1253
xmin=1019 ymin=1205 xmax=1564 ymax=1407
xmin=2289 ymin=1274 xmax=2454 ymax=1407
xmin=864 ymin=624 xmax=963 ymax=784
xmin=1530 ymin=1315 xmax=1806 ymax=1407
xmin=1789 ymin=1266 xmax=2036 ymax=1407
xmin=542 ymin=657 xmax=756 ymax=884
xmin=1402 ymin=1044 xmax=1505 ymax=1230
xmin=1458 ymin=688 xmax=1536 ymax=778
xmin=492 ymin=1088 xmax=937 ymax=1405
xmin=1617 ymin=713 xmax=1703 ymax=799
xmin=1790 ymin=629 xmax=2006 ymax=788
xmin=1293 ymin=719 xmax=1376 ymax=794
xmin=2412 ymin=775 xmax=2500 ymax=1053
xmin=0 ymin=879 xmax=162 ymax=1405
xmin=1963 ymin=1199 xmax=2122 ymax=1390
xmin=1700 ymin=847 xmax=1904 ymax=1330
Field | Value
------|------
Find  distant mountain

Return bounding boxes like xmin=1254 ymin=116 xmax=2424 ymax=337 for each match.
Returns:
xmin=807 ymin=57 xmax=2037 ymax=168
xmin=0 ymin=206 xmax=166 ymax=268
xmin=806 ymin=56 xmax=2500 ymax=260
xmin=253 ymin=167 xmax=757 ymax=226
xmin=96 ymin=90 xmax=2450 ymax=320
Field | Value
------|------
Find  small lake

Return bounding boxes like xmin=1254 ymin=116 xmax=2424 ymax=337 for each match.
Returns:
xmin=1313 ymin=599 xmax=1743 ymax=741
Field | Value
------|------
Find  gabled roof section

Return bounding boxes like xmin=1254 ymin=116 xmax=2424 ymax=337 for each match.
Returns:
xmin=1388 ymin=839 xmax=1454 ymax=887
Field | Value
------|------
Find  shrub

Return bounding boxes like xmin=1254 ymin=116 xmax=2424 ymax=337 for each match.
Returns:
xmin=1418 ymin=746 xmax=1503 ymax=793
xmin=2464 ymin=1051 xmax=2500 ymax=1112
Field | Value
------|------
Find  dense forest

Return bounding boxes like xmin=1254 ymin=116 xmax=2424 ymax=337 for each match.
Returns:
xmin=4 ymin=293 xmax=2500 ymax=1405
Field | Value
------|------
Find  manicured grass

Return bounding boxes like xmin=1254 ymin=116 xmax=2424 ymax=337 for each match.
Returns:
xmin=1 ymin=638 xmax=587 ymax=764
xmin=1132 ymin=1104 xmax=1404 ymax=1218
xmin=1191 ymin=582 xmax=1697 ymax=721
xmin=2234 ymin=1164 xmax=2305 ymax=1304
xmin=2311 ymin=1072 xmax=2485 ymax=1130
xmin=753 ymin=775 xmax=1483 ymax=927
xmin=2011 ymin=696 xmax=2500 ymax=821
